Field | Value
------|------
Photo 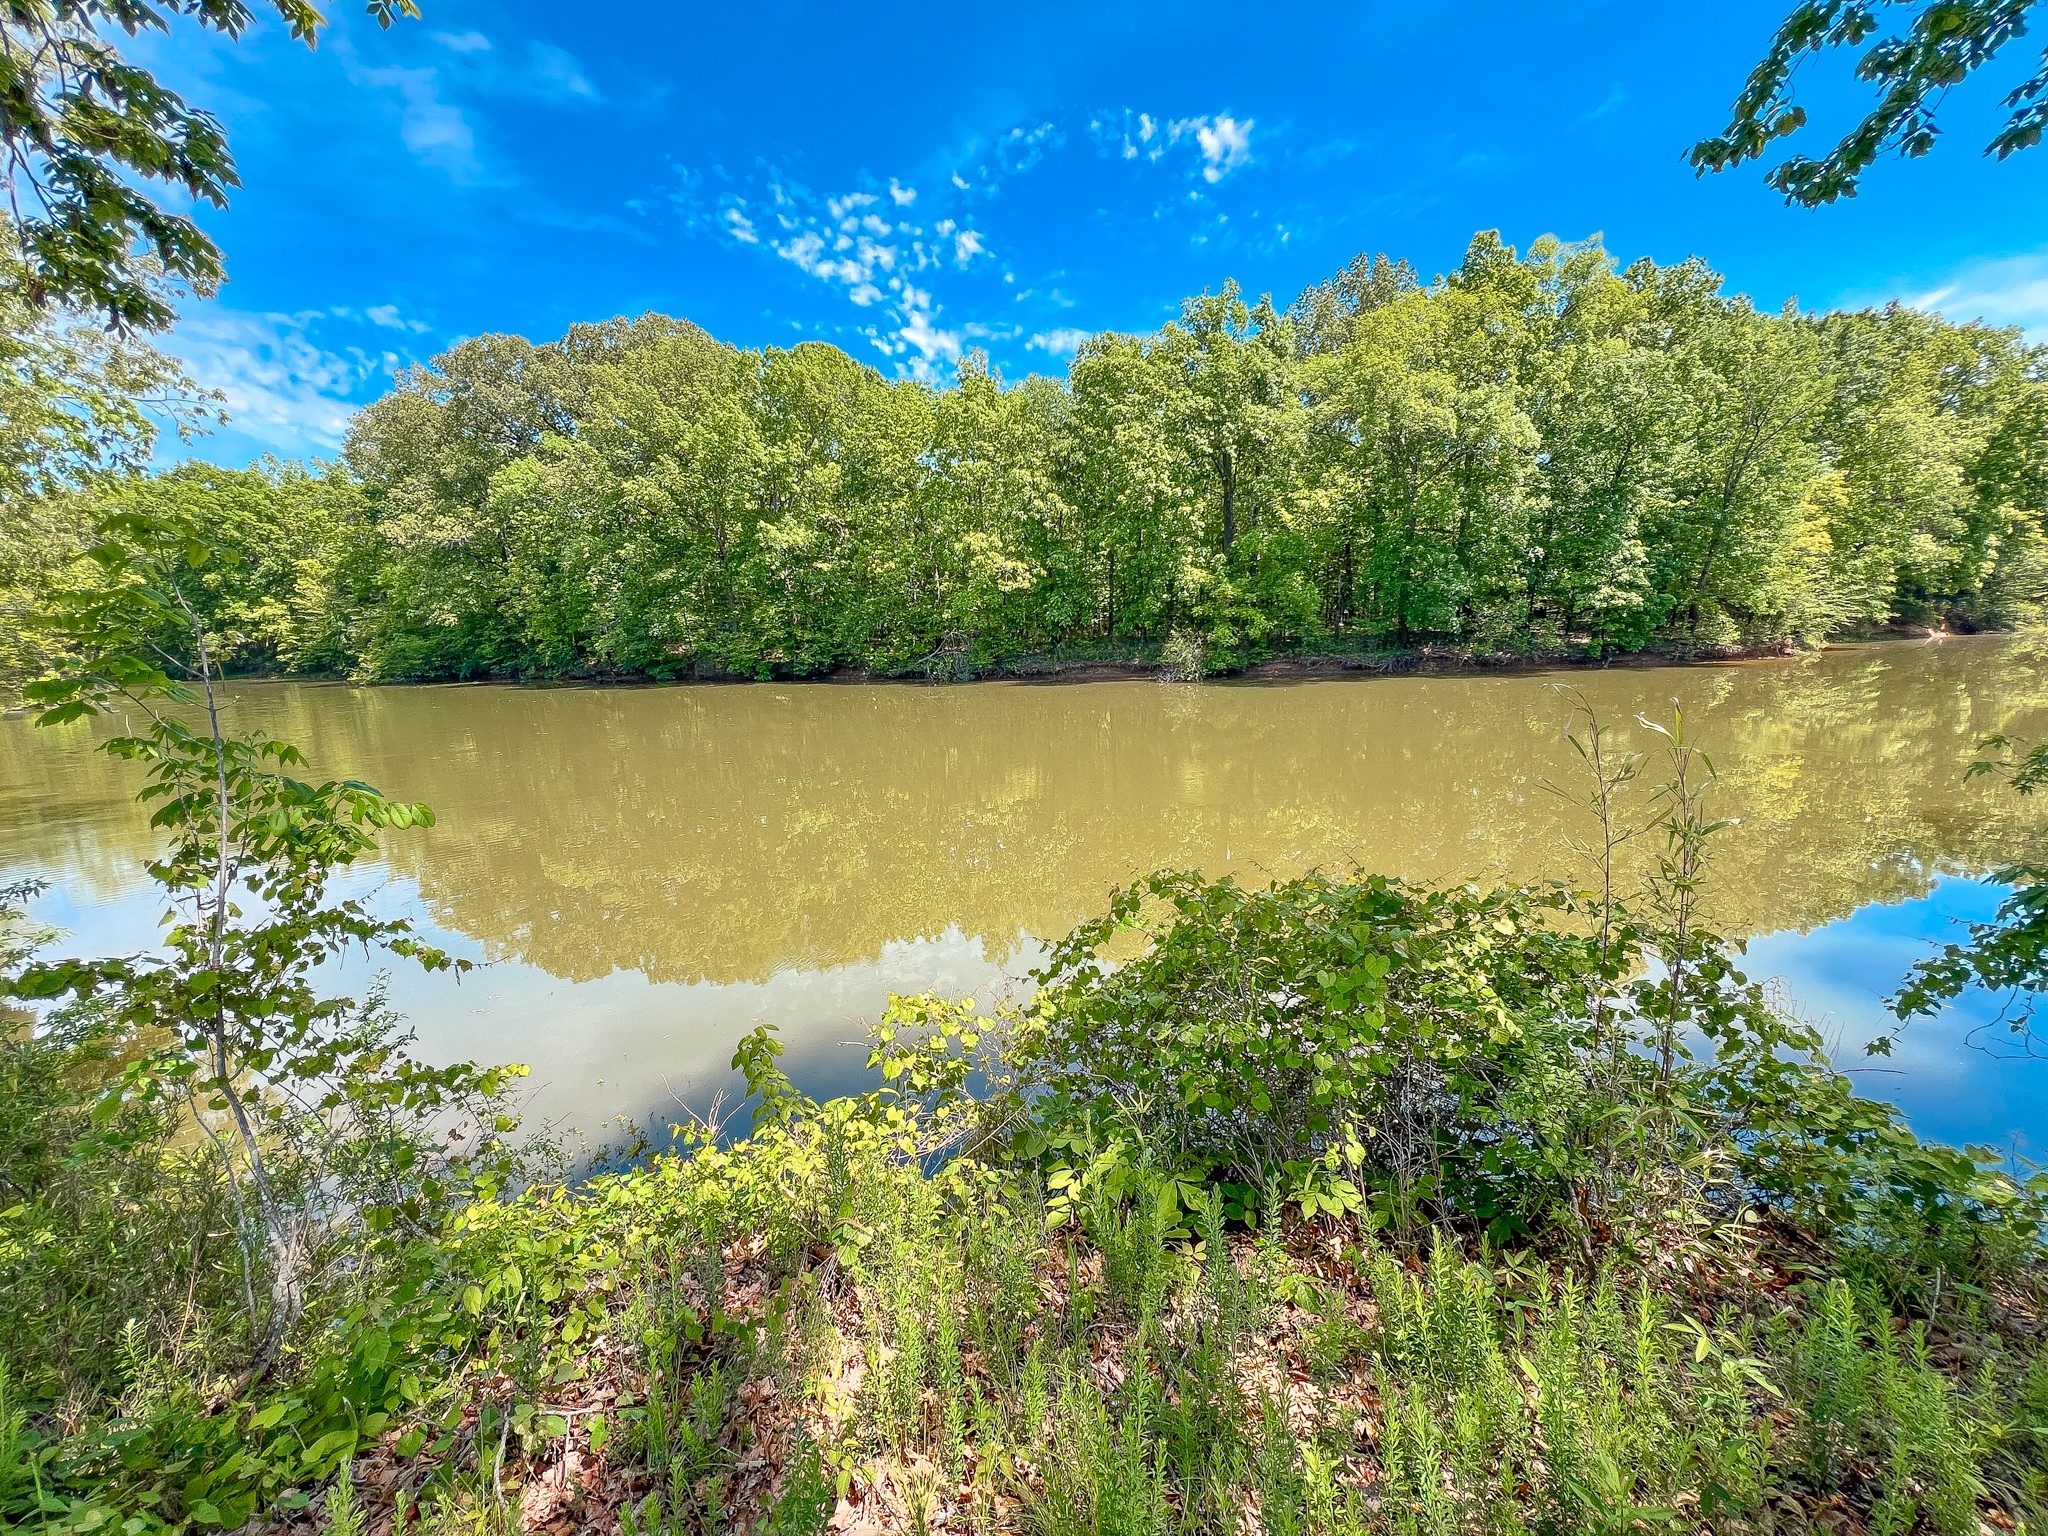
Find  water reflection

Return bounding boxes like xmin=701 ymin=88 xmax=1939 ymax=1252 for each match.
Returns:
xmin=4 ymin=635 xmax=2046 ymax=1135
xmin=1747 ymin=877 xmax=2048 ymax=1157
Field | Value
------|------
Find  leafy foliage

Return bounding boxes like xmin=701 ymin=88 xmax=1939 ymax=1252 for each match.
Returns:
xmin=0 ymin=258 xmax=220 ymax=689
xmin=1694 ymin=0 xmax=2048 ymax=205
xmin=8 ymin=506 xmax=525 ymax=1385
xmin=1018 ymin=870 xmax=1619 ymax=1237
xmin=91 ymin=235 xmax=2044 ymax=684
xmin=0 ymin=0 xmax=419 ymax=329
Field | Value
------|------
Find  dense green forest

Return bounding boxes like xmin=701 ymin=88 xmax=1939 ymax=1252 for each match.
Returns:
xmin=13 ymin=232 xmax=2048 ymax=684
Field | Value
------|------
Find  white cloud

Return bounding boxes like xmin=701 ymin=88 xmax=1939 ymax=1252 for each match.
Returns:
xmin=674 ymin=130 xmax=1208 ymax=381
xmin=362 ymin=303 xmax=430 ymax=333
xmin=166 ymin=309 xmax=412 ymax=458
xmin=891 ymin=304 xmax=964 ymax=380
xmin=996 ymin=121 xmax=1061 ymax=174
xmin=528 ymin=43 xmax=600 ymax=102
xmin=357 ymin=65 xmax=480 ymax=179
xmin=774 ymin=224 xmax=906 ymax=289
xmin=1028 ymin=327 xmax=1092 ymax=357
xmin=351 ymin=31 xmax=594 ymax=181
xmin=700 ymin=168 xmax=1004 ymax=383
xmin=1912 ymin=250 xmax=2048 ymax=340
xmin=1093 ymin=109 xmax=1255 ymax=182
xmin=1184 ymin=114 xmax=1253 ymax=182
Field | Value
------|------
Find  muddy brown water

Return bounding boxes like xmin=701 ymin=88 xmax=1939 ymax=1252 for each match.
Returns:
xmin=6 ymin=634 xmax=2045 ymax=1140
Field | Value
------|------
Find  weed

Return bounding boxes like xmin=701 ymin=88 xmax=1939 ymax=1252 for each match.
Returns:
xmin=323 ymin=1461 xmax=366 ymax=1536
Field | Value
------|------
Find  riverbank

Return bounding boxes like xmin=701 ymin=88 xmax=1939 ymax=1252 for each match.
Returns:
xmin=10 ymin=863 xmax=2048 ymax=1536
xmin=7 ymin=624 xmax=1993 ymax=712
xmin=974 ymin=633 xmax=1812 ymax=684
xmin=604 ymin=617 xmax=1988 ymax=688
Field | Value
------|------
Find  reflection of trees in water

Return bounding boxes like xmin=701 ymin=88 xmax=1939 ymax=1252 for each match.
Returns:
xmin=0 ymin=730 xmax=162 ymax=905
xmin=5 ymin=637 xmax=2047 ymax=988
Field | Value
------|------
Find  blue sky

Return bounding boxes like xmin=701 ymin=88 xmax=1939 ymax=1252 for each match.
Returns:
xmin=136 ymin=0 xmax=2048 ymax=467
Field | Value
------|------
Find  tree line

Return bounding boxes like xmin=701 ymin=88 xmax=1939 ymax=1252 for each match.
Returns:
xmin=16 ymin=231 xmax=2048 ymax=681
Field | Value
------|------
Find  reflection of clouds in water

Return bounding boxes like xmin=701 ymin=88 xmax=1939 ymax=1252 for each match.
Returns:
xmin=19 ymin=868 xmax=1040 ymax=1136
xmin=8 ymin=635 xmax=2048 ymax=1141
xmin=360 ymin=916 xmax=1043 ymax=1137
xmin=1746 ymin=876 xmax=2048 ymax=1158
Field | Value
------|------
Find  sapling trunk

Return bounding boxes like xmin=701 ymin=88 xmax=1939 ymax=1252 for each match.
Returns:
xmin=177 ymin=576 xmax=308 ymax=1381
xmin=20 ymin=521 xmax=474 ymax=1386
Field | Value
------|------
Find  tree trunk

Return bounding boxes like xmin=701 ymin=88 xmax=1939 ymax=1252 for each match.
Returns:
xmin=1218 ymin=452 xmax=1237 ymax=556
xmin=1690 ymin=510 xmax=1730 ymax=637
xmin=242 ymin=1221 xmax=306 ymax=1386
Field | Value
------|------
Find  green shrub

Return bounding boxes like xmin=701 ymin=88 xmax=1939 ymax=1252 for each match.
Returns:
xmin=1715 ymin=1039 xmax=2048 ymax=1302
xmin=0 ymin=997 xmax=249 ymax=1409
xmin=1018 ymin=870 xmax=1632 ymax=1239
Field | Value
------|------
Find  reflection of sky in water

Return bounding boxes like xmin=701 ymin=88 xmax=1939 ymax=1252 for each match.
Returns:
xmin=18 ymin=871 xmax=1037 ymax=1145
xmin=1745 ymin=877 xmax=2048 ymax=1161
xmin=26 ymin=865 xmax=2048 ymax=1162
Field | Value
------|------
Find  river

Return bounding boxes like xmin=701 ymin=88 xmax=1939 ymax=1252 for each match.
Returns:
xmin=5 ymin=634 xmax=2047 ymax=1156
